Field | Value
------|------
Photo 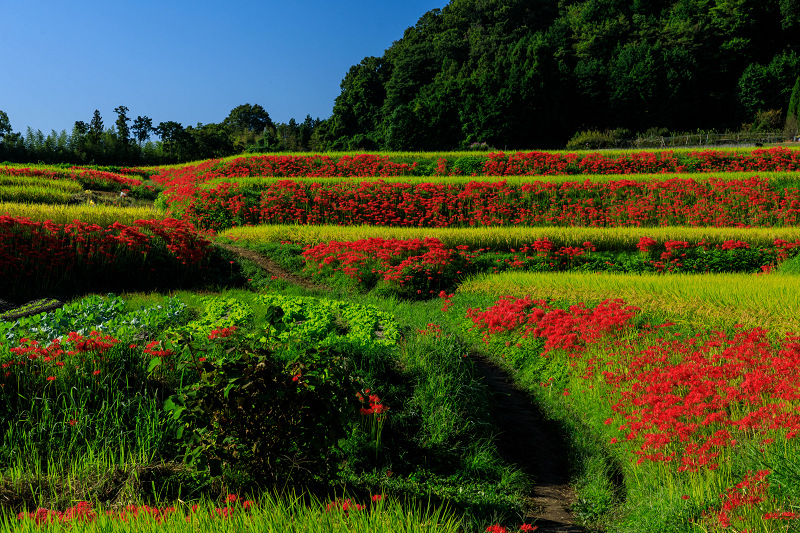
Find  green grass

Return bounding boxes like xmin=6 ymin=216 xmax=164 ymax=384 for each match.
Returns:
xmin=4 ymin=492 xmax=463 ymax=533
xmin=0 ymin=175 xmax=83 ymax=191
xmin=0 ymin=186 xmax=76 ymax=204
xmin=0 ymin=287 xmax=527 ymax=531
xmin=0 ymin=175 xmax=84 ymax=204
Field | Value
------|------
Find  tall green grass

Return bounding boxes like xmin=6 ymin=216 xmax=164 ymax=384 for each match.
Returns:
xmin=0 ymin=175 xmax=83 ymax=204
xmin=0 ymin=186 xmax=75 ymax=204
xmin=3 ymin=492 xmax=463 ymax=533
xmin=0 ymin=176 xmax=82 ymax=191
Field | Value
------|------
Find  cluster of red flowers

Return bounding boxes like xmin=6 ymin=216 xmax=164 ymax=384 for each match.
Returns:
xmin=69 ymin=167 xmax=147 ymax=189
xmin=467 ymin=297 xmax=800 ymax=471
xmin=182 ymin=176 xmax=800 ymax=230
xmin=466 ymin=296 xmax=800 ymax=528
xmin=16 ymin=495 xmax=255 ymax=526
xmin=475 ymin=147 xmax=800 ymax=176
xmin=467 ymin=297 xmax=639 ymax=355
xmin=0 ymin=215 xmax=211 ymax=292
xmin=484 ymin=523 xmax=538 ymax=532
xmin=301 ymin=238 xmax=596 ymax=286
xmin=357 ymin=389 xmax=388 ymax=416
xmin=207 ymin=326 xmax=238 ymax=339
xmin=0 ymin=166 xmax=68 ymax=180
xmin=1 ymin=331 xmax=122 ymax=388
xmin=302 ymin=237 xmax=466 ymax=292
xmin=603 ymin=327 xmax=800 ymax=472
xmin=0 ymin=165 xmax=146 ymax=190
xmin=418 ymin=322 xmax=444 ymax=336
xmin=301 ymin=235 xmax=792 ymax=296
xmin=709 ymin=470 xmax=798 ymax=527
xmin=325 ymin=494 xmax=386 ymax=514
xmin=10 ymin=330 xmax=118 ymax=359
xmin=635 ymin=236 xmax=800 ymax=273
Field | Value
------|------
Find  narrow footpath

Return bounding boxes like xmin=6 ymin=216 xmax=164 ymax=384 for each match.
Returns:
xmin=474 ymin=354 xmax=586 ymax=533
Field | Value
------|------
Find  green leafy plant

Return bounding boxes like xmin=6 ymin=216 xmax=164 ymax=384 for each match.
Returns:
xmin=164 ymin=310 xmax=361 ymax=487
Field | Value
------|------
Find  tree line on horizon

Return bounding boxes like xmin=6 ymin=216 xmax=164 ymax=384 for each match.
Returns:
xmin=0 ymin=105 xmax=323 ymax=166
xmin=2 ymin=0 xmax=800 ymax=165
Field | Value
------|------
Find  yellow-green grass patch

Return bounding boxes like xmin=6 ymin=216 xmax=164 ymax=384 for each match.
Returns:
xmin=0 ymin=186 xmax=75 ymax=204
xmin=220 ymin=224 xmax=800 ymax=250
xmin=459 ymin=271 xmax=800 ymax=336
xmin=0 ymin=176 xmax=82 ymax=191
xmin=200 ymin=170 xmax=800 ymax=189
xmin=0 ymin=202 xmax=167 ymax=225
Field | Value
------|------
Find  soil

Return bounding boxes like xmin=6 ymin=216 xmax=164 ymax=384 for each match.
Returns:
xmin=220 ymin=242 xmax=586 ymax=531
xmin=474 ymin=354 xmax=585 ymax=532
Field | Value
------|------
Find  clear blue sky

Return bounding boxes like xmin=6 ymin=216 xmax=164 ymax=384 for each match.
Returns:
xmin=0 ymin=0 xmax=449 ymax=136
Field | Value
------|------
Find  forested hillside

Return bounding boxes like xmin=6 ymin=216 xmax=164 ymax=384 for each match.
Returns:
xmin=318 ymin=0 xmax=800 ymax=150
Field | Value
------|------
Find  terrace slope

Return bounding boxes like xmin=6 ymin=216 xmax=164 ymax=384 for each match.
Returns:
xmin=220 ymin=240 xmax=586 ymax=531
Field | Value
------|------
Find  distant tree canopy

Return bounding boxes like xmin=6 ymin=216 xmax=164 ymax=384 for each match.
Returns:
xmin=319 ymin=0 xmax=800 ymax=150
xmin=0 ymin=104 xmax=322 ymax=165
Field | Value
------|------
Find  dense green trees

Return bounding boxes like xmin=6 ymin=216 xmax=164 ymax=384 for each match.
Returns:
xmin=0 ymin=104 xmax=322 ymax=165
xmin=0 ymin=111 xmax=11 ymax=142
xmin=787 ymin=75 xmax=800 ymax=136
xmin=320 ymin=0 xmax=800 ymax=149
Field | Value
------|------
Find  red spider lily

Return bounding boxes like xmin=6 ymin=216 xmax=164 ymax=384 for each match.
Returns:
xmin=208 ymin=326 xmax=238 ymax=339
xmin=143 ymin=340 xmax=174 ymax=358
xmin=325 ymin=499 xmax=365 ymax=513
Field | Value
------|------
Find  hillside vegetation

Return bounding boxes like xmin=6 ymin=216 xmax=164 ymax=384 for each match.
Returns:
xmin=319 ymin=0 xmax=800 ymax=150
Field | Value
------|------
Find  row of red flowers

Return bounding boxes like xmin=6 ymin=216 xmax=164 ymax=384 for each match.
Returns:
xmin=0 ymin=215 xmax=212 ymax=300
xmin=144 ymin=148 xmax=800 ymax=220
xmin=478 ymin=147 xmax=800 ymax=176
xmin=1 ymin=165 xmax=146 ymax=190
xmin=299 ymin=236 xmax=797 ymax=298
xmin=149 ymin=154 xmax=417 ymax=211
xmin=179 ymin=176 xmax=800 ymax=231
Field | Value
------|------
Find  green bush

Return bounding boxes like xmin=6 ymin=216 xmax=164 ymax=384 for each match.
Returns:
xmin=164 ymin=312 xmax=361 ymax=487
xmin=451 ymin=155 xmax=486 ymax=176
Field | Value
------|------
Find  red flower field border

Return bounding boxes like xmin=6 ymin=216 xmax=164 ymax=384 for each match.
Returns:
xmin=177 ymin=175 xmax=800 ymax=231
xmin=0 ymin=215 xmax=212 ymax=298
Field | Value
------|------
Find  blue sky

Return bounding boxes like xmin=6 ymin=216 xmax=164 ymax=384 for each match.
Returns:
xmin=0 ymin=0 xmax=449 ymax=135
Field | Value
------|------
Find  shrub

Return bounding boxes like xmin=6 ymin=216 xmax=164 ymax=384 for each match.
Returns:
xmin=566 ymin=129 xmax=625 ymax=150
xmin=164 ymin=313 xmax=361 ymax=487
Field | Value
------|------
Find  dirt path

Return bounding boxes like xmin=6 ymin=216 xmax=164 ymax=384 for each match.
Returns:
xmin=219 ymin=242 xmax=585 ymax=530
xmin=473 ymin=354 xmax=586 ymax=532
xmin=214 ymin=242 xmax=330 ymax=292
